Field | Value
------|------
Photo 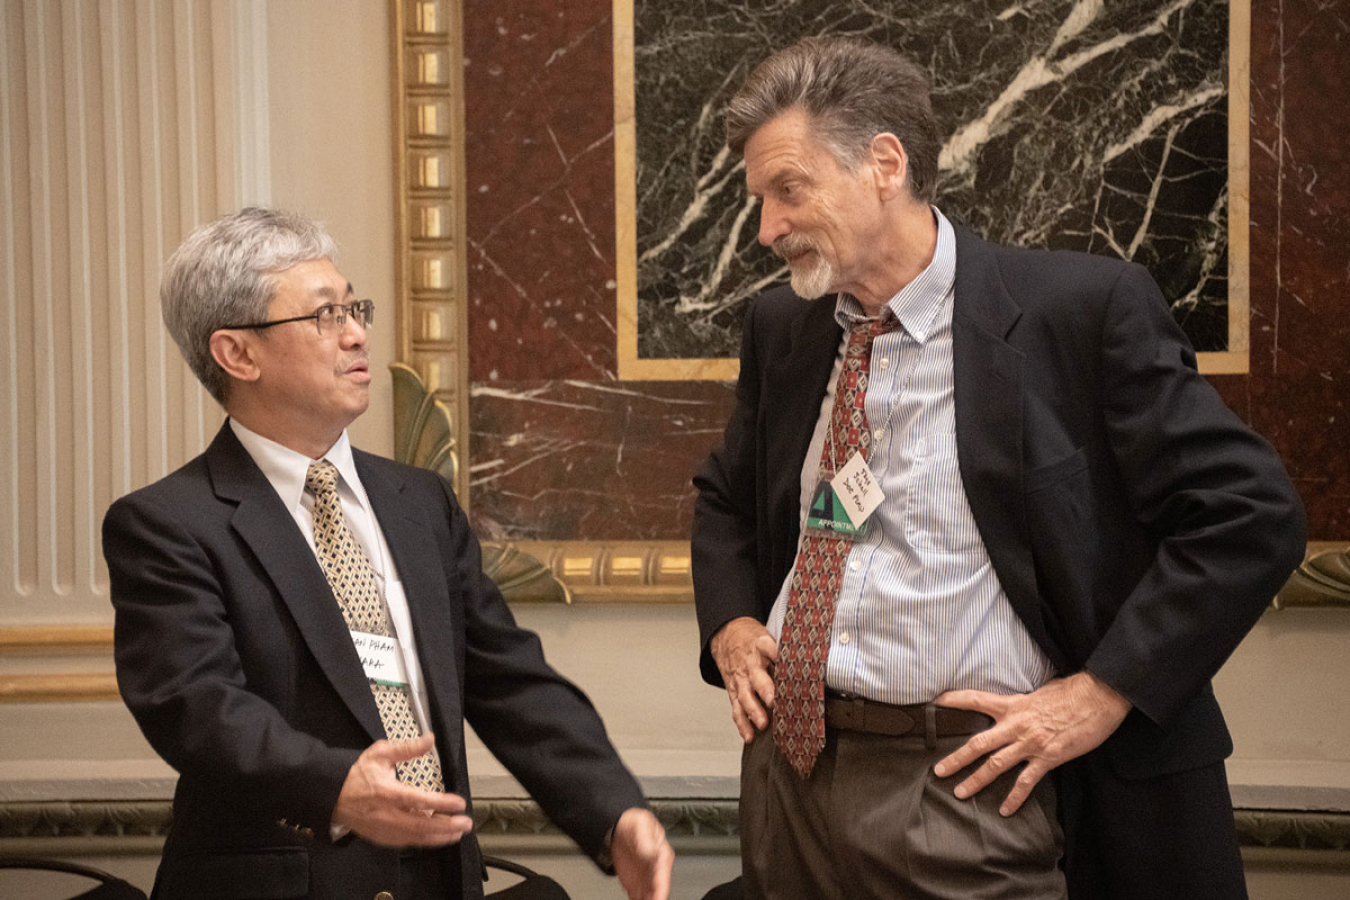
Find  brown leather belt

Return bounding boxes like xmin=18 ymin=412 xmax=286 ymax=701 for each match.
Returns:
xmin=824 ymin=694 xmax=993 ymax=741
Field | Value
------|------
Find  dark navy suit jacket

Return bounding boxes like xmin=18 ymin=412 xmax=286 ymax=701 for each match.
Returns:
xmin=692 ymin=225 xmax=1306 ymax=897
xmin=105 ymin=424 xmax=645 ymax=900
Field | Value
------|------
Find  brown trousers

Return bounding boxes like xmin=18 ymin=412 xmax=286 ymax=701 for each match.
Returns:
xmin=739 ymin=725 xmax=1066 ymax=900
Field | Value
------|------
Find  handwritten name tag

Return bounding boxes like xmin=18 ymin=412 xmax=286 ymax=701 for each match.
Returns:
xmin=832 ymin=452 xmax=884 ymax=528
xmin=350 ymin=631 xmax=410 ymax=688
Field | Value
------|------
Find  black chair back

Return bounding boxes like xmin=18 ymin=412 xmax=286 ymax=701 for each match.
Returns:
xmin=0 ymin=857 xmax=148 ymax=900
xmin=482 ymin=854 xmax=571 ymax=900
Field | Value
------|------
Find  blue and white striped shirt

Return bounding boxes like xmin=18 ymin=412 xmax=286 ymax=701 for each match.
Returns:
xmin=766 ymin=209 xmax=1054 ymax=704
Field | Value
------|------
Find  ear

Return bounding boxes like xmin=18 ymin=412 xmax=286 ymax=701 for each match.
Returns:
xmin=209 ymin=329 xmax=262 ymax=385
xmin=869 ymin=132 xmax=909 ymax=201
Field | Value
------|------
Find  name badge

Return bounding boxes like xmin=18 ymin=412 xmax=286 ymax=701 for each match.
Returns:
xmin=350 ymin=631 xmax=410 ymax=688
xmin=832 ymin=452 xmax=884 ymax=528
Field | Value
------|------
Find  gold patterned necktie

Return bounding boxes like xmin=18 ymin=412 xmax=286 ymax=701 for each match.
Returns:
xmin=773 ymin=318 xmax=895 ymax=779
xmin=305 ymin=460 xmax=443 ymax=793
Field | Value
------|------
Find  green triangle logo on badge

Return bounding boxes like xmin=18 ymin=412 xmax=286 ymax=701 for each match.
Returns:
xmin=805 ymin=479 xmax=862 ymax=536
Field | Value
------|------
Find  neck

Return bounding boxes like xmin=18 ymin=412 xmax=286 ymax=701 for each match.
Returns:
xmin=849 ymin=201 xmax=938 ymax=317
xmin=227 ymin=401 xmax=345 ymax=461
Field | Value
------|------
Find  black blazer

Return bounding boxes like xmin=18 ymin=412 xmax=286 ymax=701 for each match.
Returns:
xmin=692 ymin=225 xmax=1306 ymax=896
xmin=104 ymin=424 xmax=645 ymax=900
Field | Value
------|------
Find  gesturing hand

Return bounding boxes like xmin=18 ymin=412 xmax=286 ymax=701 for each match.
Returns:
xmin=710 ymin=617 xmax=779 ymax=742
xmin=332 ymin=733 xmax=474 ymax=847
xmin=611 ymin=807 xmax=674 ymax=900
xmin=933 ymin=671 xmax=1132 ymax=816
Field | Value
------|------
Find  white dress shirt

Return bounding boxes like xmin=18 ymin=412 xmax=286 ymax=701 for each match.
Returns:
xmin=229 ymin=419 xmax=436 ymax=735
xmin=766 ymin=209 xmax=1055 ymax=704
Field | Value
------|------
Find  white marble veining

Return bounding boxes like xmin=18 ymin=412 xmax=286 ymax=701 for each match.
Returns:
xmin=634 ymin=0 xmax=1233 ymax=359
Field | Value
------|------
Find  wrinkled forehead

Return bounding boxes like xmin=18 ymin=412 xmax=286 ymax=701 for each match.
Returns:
xmin=267 ymin=258 xmax=354 ymax=312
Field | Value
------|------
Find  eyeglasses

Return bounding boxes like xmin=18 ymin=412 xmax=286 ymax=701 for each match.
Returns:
xmin=220 ymin=299 xmax=375 ymax=336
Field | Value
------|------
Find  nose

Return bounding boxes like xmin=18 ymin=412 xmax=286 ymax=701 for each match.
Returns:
xmin=757 ymin=197 xmax=789 ymax=248
xmin=340 ymin=310 xmax=368 ymax=347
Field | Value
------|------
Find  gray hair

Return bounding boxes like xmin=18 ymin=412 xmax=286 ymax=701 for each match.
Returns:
xmin=724 ymin=36 xmax=942 ymax=203
xmin=160 ymin=207 xmax=338 ymax=404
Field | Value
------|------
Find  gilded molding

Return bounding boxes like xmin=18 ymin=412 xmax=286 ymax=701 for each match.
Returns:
xmin=1275 ymin=543 xmax=1350 ymax=609
xmin=0 ymin=627 xmax=112 ymax=653
xmin=388 ymin=0 xmax=694 ymax=603
xmin=391 ymin=0 xmax=470 ymax=504
xmin=0 ymin=675 xmax=118 ymax=704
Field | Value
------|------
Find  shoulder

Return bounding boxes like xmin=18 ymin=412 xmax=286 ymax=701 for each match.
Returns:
xmin=352 ymin=449 xmax=459 ymax=509
xmin=956 ymin=224 xmax=1155 ymax=306
xmin=745 ymin=284 xmax=813 ymax=333
xmin=742 ymin=283 xmax=836 ymax=358
xmin=106 ymin=453 xmax=212 ymax=521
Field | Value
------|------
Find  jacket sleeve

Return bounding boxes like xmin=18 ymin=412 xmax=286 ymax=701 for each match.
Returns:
xmin=436 ymin=476 xmax=647 ymax=868
xmin=691 ymin=297 xmax=772 ymax=687
xmin=1084 ymin=263 xmax=1307 ymax=724
xmin=103 ymin=491 xmax=359 ymax=834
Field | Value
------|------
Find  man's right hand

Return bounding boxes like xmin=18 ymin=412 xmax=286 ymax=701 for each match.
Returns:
xmin=710 ymin=617 xmax=779 ymax=742
xmin=332 ymin=734 xmax=474 ymax=847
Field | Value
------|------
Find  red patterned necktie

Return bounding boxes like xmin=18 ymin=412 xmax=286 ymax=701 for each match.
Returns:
xmin=773 ymin=318 xmax=894 ymax=779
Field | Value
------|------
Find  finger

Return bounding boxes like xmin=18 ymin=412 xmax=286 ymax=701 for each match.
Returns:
xmin=362 ymin=809 xmax=474 ymax=848
xmin=376 ymin=781 xmax=469 ymax=817
xmin=933 ymin=728 xmax=999 ymax=778
xmin=409 ymin=789 xmax=469 ymax=815
xmin=404 ymin=813 xmax=474 ymax=846
xmin=754 ymin=634 xmax=780 ymax=663
xmin=997 ymin=762 xmax=1048 ymax=817
xmin=733 ymin=679 xmax=770 ymax=731
xmin=933 ymin=689 xmax=1003 ymax=716
xmin=952 ymin=745 xmax=1022 ymax=800
xmin=728 ymin=691 xmax=756 ymax=743
xmin=368 ymin=732 xmax=436 ymax=764
xmin=653 ymin=844 xmax=674 ymax=899
xmin=747 ymin=665 xmax=776 ymax=711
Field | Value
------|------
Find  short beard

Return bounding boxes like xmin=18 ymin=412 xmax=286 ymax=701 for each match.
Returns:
xmin=774 ymin=236 xmax=836 ymax=300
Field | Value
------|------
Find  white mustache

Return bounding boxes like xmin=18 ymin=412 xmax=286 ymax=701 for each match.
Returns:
xmin=773 ymin=236 xmax=817 ymax=261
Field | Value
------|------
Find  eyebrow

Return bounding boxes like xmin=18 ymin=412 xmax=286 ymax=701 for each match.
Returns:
xmin=307 ymin=281 xmax=356 ymax=310
xmin=751 ymin=166 xmax=811 ymax=199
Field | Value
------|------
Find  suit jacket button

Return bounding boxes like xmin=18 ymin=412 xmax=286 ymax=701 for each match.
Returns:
xmin=375 ymin=892 xmax=394 ymax=900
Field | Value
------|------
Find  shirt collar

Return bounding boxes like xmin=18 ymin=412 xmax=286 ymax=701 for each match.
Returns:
xmin=228 ymin=418 xmax=363 ymax=513
xmin=834 ymin=206 xmax=956 ymax=343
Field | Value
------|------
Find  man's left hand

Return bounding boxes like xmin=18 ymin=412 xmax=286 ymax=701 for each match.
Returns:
xmin=933 ymin=671 xmax=1132 ymax=816
xmin=611 ymin=807 xmax=674 ymax=900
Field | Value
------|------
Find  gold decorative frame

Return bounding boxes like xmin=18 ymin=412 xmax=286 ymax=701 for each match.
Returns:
xmin=388 ymin=0 xmax=692 ymax=603
xmin=614 ymin=0 xmax=1251 ymax=378
xmin=390 ymin=0 xmax=1251 ymax=611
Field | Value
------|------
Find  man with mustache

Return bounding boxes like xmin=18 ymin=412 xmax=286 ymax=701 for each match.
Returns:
xmin=103 ymin=207 xmax=672 ymax=900
xmin=692 ymin=37 xmax=1305 ymax=899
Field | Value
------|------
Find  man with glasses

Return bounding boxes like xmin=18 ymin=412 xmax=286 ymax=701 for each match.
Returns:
xmin=103 ymin=207 xmax=672 ymax=900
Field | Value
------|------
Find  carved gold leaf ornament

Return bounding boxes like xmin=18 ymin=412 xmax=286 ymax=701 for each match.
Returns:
xmin=390 ymin=361 xmax=458 ymax=484
xmin=1275 ymin=547 xmax=1350 ymax=609
xmin=389 ymin=361 xmax=569 ymax=603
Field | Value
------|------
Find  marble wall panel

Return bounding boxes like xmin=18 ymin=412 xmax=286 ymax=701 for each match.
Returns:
xmin=463 ymin=0 xmax=1346 ymax=541
xmin=463 ymin=0 xmax=618 ymax=382
xmin=1215 ymin=0 xmax=1350 ymax=537
xmin=634 ymin=0 xmax=1234 ymax=361
xmin=468 ymin=380 xmax=734 ymax=540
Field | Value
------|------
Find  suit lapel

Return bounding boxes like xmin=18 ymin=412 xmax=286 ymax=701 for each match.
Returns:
xmin=206 ymin=425 xmax=386 ymax=742
xmin=951 ymin=228 xmax=1053 ymax=656
xmin=355 ymin=454 xmax=465 ymax=783
xmin=765 ymin=297 xmax=842 ymax=529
